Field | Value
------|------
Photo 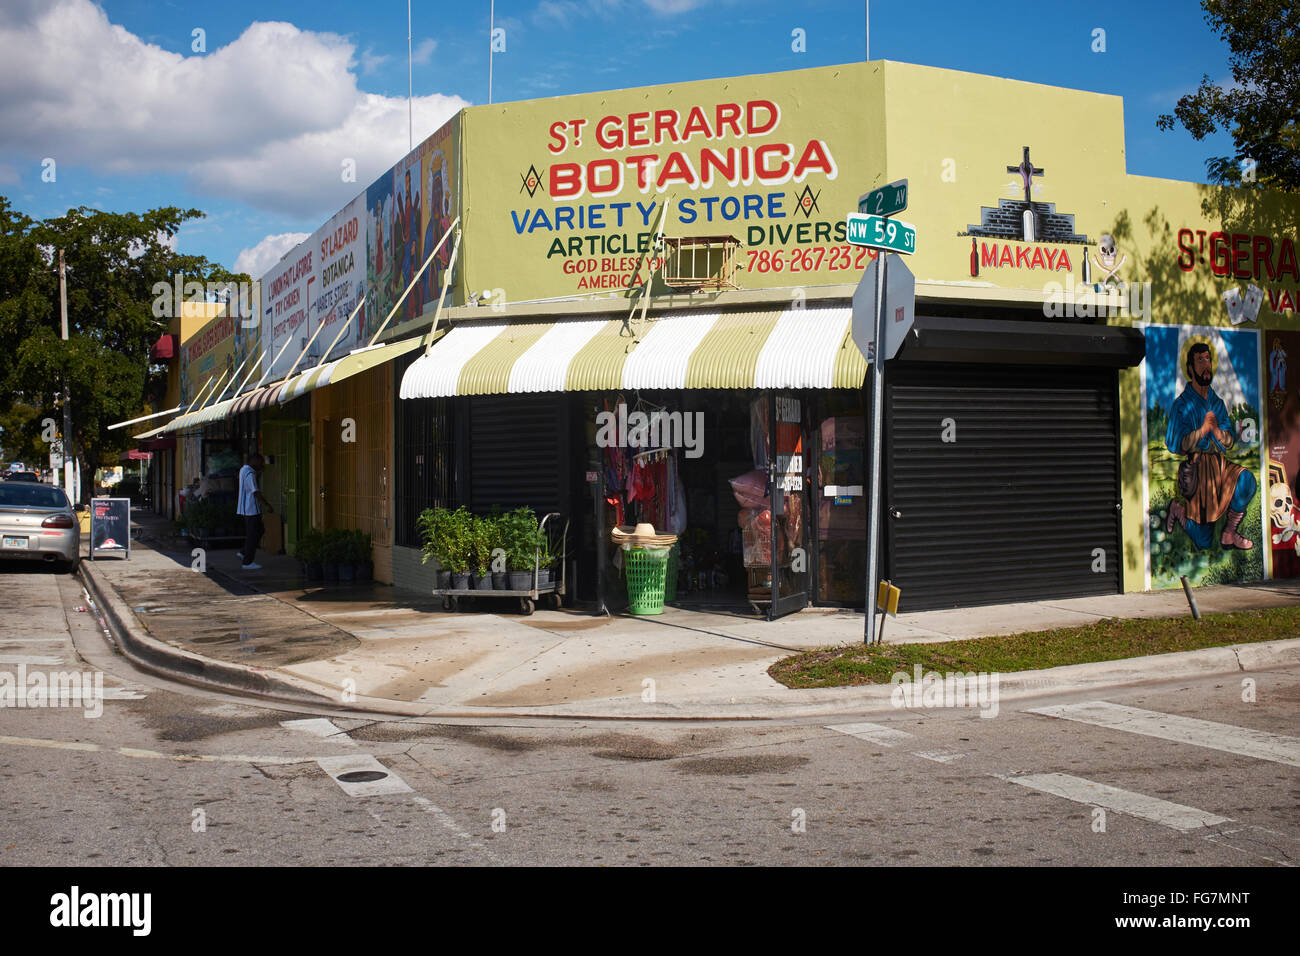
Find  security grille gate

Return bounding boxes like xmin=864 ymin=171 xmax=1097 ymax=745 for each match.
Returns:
xmin=884 ymin=363 xmax=1121 ymax=611
xmin=469 ymin=394 xmax=567 ymax=515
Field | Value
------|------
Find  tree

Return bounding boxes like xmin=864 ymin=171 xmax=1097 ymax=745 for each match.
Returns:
xmin=1156 ymin=0 xmax=1300 ymax=192
xmin=0 ymin=197 xmax=243 ymax=501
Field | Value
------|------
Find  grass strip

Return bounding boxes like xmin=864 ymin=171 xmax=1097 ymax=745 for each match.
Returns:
xmin=768 ymin=605 xmax=1299 ymax=689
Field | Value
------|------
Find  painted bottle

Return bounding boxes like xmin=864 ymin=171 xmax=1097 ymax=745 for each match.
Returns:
xmin=969 ymin=237 xmax=979 ymax=277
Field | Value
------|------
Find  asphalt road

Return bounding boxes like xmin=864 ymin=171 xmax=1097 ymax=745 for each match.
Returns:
xmin=1 ymin=565 xmax=1297 ymax=868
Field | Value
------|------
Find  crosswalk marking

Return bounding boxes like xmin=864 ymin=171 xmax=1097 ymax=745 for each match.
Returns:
xmin=826 ymin=722 xmax=913 ymax=747
xmin=913 ymin=750 xmax=965 ymax=764
xmin=998 ymin=772 xmax=1232 ymax=831
xmin=281 ymin=717 xmax=357 ymax=746
xmin=1027 ymin=701 xmax=1300 ymax=768
xmin=316 ymin=754 xmax=413 ymax=797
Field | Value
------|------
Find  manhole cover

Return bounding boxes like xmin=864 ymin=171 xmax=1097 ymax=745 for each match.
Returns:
xmin=338 ymin=770 xmax=388 ymax=783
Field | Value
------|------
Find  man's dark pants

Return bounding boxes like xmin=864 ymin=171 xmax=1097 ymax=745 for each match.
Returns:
xmin=241 ymin=513 xmax=264 ymax=565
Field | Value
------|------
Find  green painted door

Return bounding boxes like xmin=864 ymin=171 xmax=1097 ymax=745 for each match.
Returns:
xmin=284 ymin=422 xmax=310 ymax=552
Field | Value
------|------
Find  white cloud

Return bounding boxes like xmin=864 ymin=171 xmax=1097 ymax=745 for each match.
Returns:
xmin=359 ymin=47 xmax=391 ymax=74
xmin=0 ymin=0 xmax=470 ymax=218
xmin=413 ymin=38 xmax=436 ymax=65
xmin=233 ymin=232 xmax=310 ymax=277
xmin=643 ymin=0 xmax=705 ymax=12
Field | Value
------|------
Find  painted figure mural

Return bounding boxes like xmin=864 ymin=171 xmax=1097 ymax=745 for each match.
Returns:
xmin=1164 ymin=342 xmax=1258 ymax=550
xmin=1145 ymin=325 xmax=1263 ymax=588
xmin=1266 ymin=332 xmax=1300 ymax=578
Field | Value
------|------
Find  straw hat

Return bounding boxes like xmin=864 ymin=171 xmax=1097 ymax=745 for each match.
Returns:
xmin=611 ymin=522 xmax=677 ymax=547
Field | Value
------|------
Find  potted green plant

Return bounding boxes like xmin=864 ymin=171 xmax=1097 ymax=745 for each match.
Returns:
xmin=353 ymin=530 xmax=373 ymax=582
xmin=536 ymin=525 xmax=558 ymax=587
xmin=505 ymin=507 xmax=539 ymax=591
xmin=444 ymin=507 xmax=473 ymax=590
xmin=486 ymin=512 xmax=509 ymax=590
xmin=292 ymin=528 xmax=322 ymax=579
xmin=336 ymin=529 xmax=357 ymax=584
xmin=321 ymin=529 xmax=343 ymax=584
xmin=469 ymin=512 xmax=493 ymax=590
xmin=418 ymin=507 xmax=452 ymax=590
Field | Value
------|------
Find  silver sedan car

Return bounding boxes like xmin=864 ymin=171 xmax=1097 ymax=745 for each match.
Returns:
xmin=0 ymin=482 xmax=80 ymax=572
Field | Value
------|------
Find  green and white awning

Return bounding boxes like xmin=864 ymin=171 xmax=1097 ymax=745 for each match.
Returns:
xmin=279 ymin=336 xmax=426 ymax=404
xmin=399 ymin=305 xmax=864 ymax=399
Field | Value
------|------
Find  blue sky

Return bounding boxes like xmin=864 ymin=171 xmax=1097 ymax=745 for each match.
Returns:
xmin=0 ymin=0 xmax=1235 ymax=275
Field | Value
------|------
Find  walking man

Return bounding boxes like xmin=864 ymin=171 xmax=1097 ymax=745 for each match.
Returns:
xmin=236 ymin=453 xmax=274 ymax=570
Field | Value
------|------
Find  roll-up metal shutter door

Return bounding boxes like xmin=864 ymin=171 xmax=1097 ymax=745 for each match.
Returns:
xmin=885 ymin=363 xmax=1121 ymax=611
xmin=469 ymin=394 xmax=566 ymax=514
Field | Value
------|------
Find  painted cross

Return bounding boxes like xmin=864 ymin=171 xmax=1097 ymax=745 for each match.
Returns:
xmin=1007 ymin=146 xmax=1044 ymax=205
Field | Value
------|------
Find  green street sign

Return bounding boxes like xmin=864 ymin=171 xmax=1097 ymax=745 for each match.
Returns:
xmin=858 ymin=179 xmax=908 ymax=217
xmin=846 ymin=213 xmax=917 ymax=254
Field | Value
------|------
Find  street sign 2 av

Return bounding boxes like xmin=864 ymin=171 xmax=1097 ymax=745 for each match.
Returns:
xmin=845 ymin=213 xmax=917 ymax=255
xmin=858 ymin=179 xmax=908 ymax=217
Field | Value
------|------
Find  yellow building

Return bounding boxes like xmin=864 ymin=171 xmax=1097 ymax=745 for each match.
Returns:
xmin=143 ymin=59 xmax=1300 ymax=613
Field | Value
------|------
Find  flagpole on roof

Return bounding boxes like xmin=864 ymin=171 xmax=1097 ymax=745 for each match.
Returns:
xmin=407 ymin=0 xmax=414 ymax=151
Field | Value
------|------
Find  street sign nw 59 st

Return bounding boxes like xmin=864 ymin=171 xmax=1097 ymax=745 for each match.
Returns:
xmin=858 ymin=179 xmax=908 ymax=217
xmin=846 ymin=213 xmax=917 ymax=255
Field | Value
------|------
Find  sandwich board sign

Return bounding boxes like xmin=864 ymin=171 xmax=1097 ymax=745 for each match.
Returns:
xmin=90 ymin=497 xmax=131 ymax=559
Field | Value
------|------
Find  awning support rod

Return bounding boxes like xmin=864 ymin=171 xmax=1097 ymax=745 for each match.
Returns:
xmin=191 ymin=366 xmax=233 ymax=414
xmin=373 ymin=216 xmax=461 ymax=350
xmin=252 ymin=333 xmax=299 ymax=391
xmin=210 ymin=352 xmax=253 ymax=406
xmin=108 ymin=405 xmax=183 ymax=431
xmin=282 ymin=306 xmax=338 ymax=383
xmin=291 ymin=293 xmax=370 ymax=381
xmin=421 ymin=226 xmax=463 ymax=355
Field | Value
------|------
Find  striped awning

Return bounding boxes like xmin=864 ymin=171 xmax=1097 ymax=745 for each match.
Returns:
xmin=136 ymin=379 xmax=287 ymax=436
xmin=399 ymin=305 xmax=865 ymax=399
xmin=279 ymin=336 xmax=426 ymax=404
xmin=232 ymin=382 xmax=285 ymax=415
xmin=133 ymin=421 xmax=170 ymax=440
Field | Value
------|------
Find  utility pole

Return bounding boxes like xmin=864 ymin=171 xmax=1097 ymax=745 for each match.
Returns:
xmin=489 ymin=0 xmax=495 ymax=105
xmin=58 ymin=249 xmax=74 ymax=504
xmin=865 ymin=1 xmax=869 ymax=60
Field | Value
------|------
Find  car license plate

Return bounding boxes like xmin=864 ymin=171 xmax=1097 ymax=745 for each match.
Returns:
xmin=2 ymin=535 xmax=28 ymax=549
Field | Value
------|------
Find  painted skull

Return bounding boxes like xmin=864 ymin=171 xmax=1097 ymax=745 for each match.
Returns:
xmin=1099 ymin=234 xmax=1117 ymax=269
xmin=1270 ymin=482 xmax=1298 ymax=530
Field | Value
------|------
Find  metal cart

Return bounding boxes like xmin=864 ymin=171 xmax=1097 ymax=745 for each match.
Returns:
xmin=432 ymin=513 xmax=568 ymax=616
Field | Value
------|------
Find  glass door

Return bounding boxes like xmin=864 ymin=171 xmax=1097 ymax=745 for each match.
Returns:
xmin=769 ymin=392 xmax=810 ymax=619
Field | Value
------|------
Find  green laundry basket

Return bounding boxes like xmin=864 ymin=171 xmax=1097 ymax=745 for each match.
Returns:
xmin=624 ymin=545 xmax=670 ymax=615
xmin=664 ymin=545 xmax=679 ymax=602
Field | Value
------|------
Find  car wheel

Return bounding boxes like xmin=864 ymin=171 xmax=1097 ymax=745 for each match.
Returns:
xmin=56 ymin=558 xmax=79 ymax=574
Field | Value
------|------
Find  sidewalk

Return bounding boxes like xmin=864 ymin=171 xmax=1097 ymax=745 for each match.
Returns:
xmin=79 ymin=510 xmax=1300 ymax=719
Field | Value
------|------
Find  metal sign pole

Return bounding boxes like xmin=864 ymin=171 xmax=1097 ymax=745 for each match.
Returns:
xmin=864 ymin=250 xmax=887 ymax=645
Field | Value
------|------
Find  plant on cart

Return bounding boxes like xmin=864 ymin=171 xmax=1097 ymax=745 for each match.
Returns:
xmin=418 ymin=507 xmax=453 ymax=588
xmin=502 ymin=507 xmax=540 ymax=590
xmin=443 ymin=507 xmax=475 ymax=588
xmin=468 ymin=512 xmax=494 ymax=587
xmin=537 ymin=522 xmax=562 ymax=587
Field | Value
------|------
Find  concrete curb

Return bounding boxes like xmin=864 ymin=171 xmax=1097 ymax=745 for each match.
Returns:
xmin=79 ymin=552 xmax=1300 ymax=720
xmin=77 ymin=558 xmax=337 ymax=709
